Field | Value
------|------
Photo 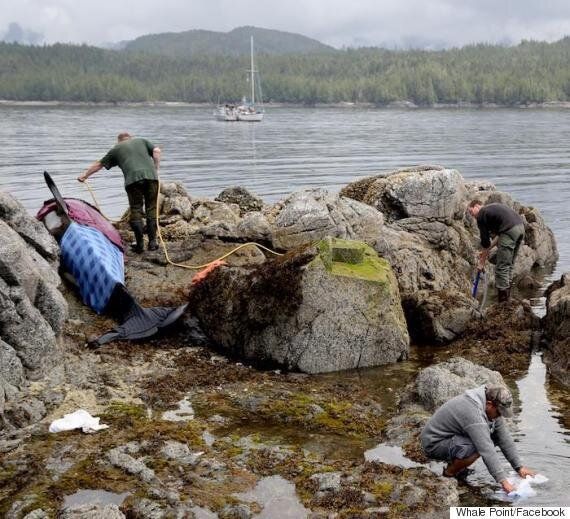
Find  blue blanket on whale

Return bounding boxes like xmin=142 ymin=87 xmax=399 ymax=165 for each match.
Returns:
xmin=60 ymin=222 xmax=124 ymax=313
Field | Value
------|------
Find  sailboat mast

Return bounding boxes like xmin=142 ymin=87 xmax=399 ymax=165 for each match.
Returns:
xmin=250 ymin=36 xmax=255 ymax=105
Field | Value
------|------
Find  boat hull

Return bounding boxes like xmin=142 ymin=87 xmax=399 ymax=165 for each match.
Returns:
xmin=237 ymin=112 xmax=264 ymax=122
xmin=214 ymin=107 xmax=238 ymax=121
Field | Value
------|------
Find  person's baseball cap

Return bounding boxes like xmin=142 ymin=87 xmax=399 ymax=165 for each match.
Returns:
xmin=486 ymin=385 xmax=514 ymax=418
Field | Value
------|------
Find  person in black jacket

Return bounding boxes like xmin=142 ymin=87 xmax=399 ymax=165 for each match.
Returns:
xmin=467 ymin=200 xmax=525 ymax=302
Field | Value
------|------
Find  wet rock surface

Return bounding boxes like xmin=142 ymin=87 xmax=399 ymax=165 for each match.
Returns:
xmin=0 ymin=168 xmax=565 ymax=517
xmin=543 ymin=273 xmax=570 ymax=387
xmin=0 ymin=192 xmax=67 ymax=426
xmin=188 ymin=238 xmax=409 ymax=373
xmin=341 ymin=165 xmax=465 ymax=221
xmin=215 ymin=186 xmax=264 ymax=216
xmin=267 ymin=188 xmax=385 ymax=250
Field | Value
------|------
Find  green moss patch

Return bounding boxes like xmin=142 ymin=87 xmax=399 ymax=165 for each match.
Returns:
xmin=316 ymin=238 xmax=391 ymax=284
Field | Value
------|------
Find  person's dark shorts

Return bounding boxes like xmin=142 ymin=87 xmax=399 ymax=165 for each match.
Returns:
xmin=425 ymin=435 xmax=477 ymax=461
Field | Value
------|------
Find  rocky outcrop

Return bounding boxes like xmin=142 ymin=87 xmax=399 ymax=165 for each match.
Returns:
xmin=158 ymin=182 xmax=270 ymax=242
xmin=402 ymin=290 xmax=478 ymax=344
xmin=266 ymin=188 xmax=384 ymax=250
xmin=341 ymin=165 xmax=465 ymax=221
xmin=414 ymin=357 xmax=505 ymax=411
xmin=0 ymin=191 xmax=59 ymax=261
xmin=188 ymin=238 xmax=409 ymax=373
xmin=158 ymin=183 xmax=385 ymax=250
xmin=151 ymin=169 xmax=557 ymax=348
xmin=342 ymin=166 xmax=558 ymax=343
xmin=0 ymin=192 xmax=67 ymax=421
xmin=215 ymin=186 xmax=264 ymax=215
xmin=542 ymin=274 xmax=570 ymax=387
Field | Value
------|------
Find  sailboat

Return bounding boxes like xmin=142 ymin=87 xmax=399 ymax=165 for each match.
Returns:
xmin=214 ymin=36 xmax=264 ymax=122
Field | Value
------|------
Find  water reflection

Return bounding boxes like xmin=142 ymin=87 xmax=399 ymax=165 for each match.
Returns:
xmin=513 ymin=353 xmax=570 ymax=506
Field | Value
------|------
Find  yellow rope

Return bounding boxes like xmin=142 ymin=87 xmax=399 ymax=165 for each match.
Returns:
xmin=83 ymin=178 xmax=283 ymax=270
xmin=84 ymin=180 xmax=129 ymax=225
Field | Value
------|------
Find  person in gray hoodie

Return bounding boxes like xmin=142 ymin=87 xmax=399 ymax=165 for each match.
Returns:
xmin=421 ymin=385 xmax=535 ymax=493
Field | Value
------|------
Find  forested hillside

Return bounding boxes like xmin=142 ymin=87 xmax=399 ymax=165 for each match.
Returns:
xmin=1 ymin=37 xmax=569 ymax=105
xmin=123 ymin=26 xmax=334 ymax=57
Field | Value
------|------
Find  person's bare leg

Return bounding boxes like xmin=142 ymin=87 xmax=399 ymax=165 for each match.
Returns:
xmin=443 ymin=453 xmax=480 ymax=476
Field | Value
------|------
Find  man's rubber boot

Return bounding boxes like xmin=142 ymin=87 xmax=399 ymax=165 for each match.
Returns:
xmin=147 ymin=220 xmax=159 ymax=251
xmin=130 ymin=221 xmax=145 ymax=253
xmin=498 ymin=289 xmax=509 ymax=303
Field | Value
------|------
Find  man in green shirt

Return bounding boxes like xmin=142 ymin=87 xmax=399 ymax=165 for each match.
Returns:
xmin=78 ymin=132 xmax=161 ymax=253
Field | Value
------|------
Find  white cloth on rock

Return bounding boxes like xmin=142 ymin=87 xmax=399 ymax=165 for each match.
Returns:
xmin=49 ymin=409 xmax=109 ymax=433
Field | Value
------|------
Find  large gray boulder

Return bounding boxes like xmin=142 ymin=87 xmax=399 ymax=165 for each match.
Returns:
xmin=402 ymin=290 xmax=478 ymax=344
xmin=373 ymin=220 xmax=476 ymax=343
xmin=341 ymin=165 xmax=465 ymax=222
xmin=0 ymin=192 xmax=67 ymax=418
xmin=268 ymin=188 xmax=384 ymax=250
xmin=415 ymin=357 xmax=505 ymax=411
xmin=188 ymin=238 xmax=409 ymax=373
xmin=542 ymin=274 xmax=570 ymax=387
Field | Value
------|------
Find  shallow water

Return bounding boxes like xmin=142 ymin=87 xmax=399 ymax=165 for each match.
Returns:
xmin=450 ymin=353 xmax=570 ymax=506
xmin=161 ymin=397 xmax=195 ymax=422
xmin=208 ymin=348 xmax=569 ymax=508
xmin=235 ymin=475 xmax=310 ymax=518
xmin=364 ymin=444 xmax=425 ymax=469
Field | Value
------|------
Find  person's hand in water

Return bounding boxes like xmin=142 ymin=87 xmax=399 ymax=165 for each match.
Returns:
xmin=501 ymin=479 xmax=515 ymax=494
xmin=518 ymin=467 xmax=536 ymax=479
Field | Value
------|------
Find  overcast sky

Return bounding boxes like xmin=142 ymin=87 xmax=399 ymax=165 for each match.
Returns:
xmin=3 ymin=0 xmax=570 ymax=49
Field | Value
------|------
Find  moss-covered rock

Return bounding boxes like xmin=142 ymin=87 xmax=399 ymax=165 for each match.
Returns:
xmin=188 ymin=238 xmax=409 ymax=373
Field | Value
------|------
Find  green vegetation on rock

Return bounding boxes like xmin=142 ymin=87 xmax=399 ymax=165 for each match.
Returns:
xmin=316 ymin=238 xmax=391 ymax=284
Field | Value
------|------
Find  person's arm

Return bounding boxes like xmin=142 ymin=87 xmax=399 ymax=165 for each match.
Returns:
xmin=477 ymin=218 xmax=491 ymax=250
xmin=478 ymin=236 xmax=499 ymax=269
xmin=492 ymin=419 xmax=536 ymax=479
xmin=464 ymin=422 xmax=510 ymax=484
xmin=152 ymin=146 xmax=161 ymax=172
xmin=78 ymin=160 xmax=103 ymax=182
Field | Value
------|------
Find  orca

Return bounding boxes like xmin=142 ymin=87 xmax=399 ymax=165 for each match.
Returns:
xmin=37 ymin=171 xmax=193 ymax=348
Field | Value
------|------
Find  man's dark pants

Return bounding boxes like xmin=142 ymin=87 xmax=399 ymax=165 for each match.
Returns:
xmin=125 ymin=179 xmax=159 ymax=224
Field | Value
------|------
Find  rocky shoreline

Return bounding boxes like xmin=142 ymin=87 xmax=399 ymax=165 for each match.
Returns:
xmin=0 ymin=165 xmax=567 ymax=518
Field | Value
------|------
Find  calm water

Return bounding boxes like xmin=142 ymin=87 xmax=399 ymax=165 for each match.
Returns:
xmin=0 ymin=105 xmax=568 ymax=275
xmin=1 ymin=105 xmax=569 ymax=508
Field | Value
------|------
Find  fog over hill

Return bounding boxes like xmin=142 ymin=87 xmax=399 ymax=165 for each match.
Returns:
xmin=2 ymin=0 xmax=570 ymax=51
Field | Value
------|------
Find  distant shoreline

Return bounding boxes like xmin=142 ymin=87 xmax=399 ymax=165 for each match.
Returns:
xmin=1 ymin=99 xmax=570 ymax=109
